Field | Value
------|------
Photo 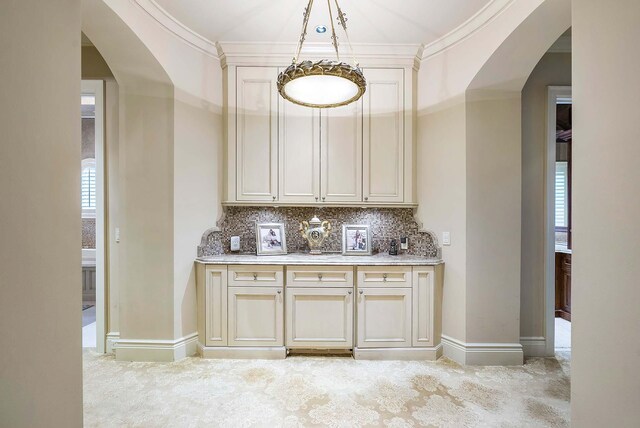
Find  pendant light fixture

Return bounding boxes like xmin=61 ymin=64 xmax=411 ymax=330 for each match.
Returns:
xmin=277 ymin=0 xmax=366 ymax=108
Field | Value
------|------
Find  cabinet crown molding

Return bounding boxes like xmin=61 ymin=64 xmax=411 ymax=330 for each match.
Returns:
xmin=216 ymin=42 xmax=422 ymax=69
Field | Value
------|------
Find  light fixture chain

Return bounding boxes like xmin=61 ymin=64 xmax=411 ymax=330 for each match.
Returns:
xmin=294 ymin=0 xmax=315 ymax=63
xmin=326 ymin=0 xmax=340 ymax=61
xmin=334 ymin=0 xmax=359 ymax=67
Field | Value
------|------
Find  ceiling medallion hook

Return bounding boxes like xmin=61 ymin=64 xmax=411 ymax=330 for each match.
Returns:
xmin=278 ymin=0 xmax=366 ymax=109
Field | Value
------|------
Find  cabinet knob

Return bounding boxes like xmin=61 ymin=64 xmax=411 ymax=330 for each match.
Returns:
xmin=322 ymin=196 xmax=326 ymax=202
xmin=253 ymin=274 xmax=257 ymax=281
xmin=364 ymin=196 xmax=369 ymax=201
xmin=315 ymin=196 xmax=319 ymax=202
xmin=359 ymin=290 xmax=364 ymax=295
xmin=348 ymin=290 xmax=352 ymax=295
xmin=318 ymin=274 xmax=323 ymax=280
xmin=383 ymin=273 xmax=388 ymax=281
xmin=277 ymin=290 xmax=282 ymax=294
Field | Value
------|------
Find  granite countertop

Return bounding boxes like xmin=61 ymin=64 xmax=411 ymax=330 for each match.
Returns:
xmin=196 ymin=253 xmax=443 ymax=266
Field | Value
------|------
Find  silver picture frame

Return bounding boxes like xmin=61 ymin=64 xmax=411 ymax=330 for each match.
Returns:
xmin=255 ymin=222 xmax=287 ymax=255
xmin=342 ymin=224 xmax=372 ymax=256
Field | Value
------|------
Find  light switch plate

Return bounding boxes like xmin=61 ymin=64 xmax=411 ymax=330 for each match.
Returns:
xmin=442 ymin=232 xmax=451 ymax=246
xmin=230 ymin=236 xmax=240 ymax=251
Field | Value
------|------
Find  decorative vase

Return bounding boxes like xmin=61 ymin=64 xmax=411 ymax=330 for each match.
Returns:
xmin=300 ymin=215 xmax=332 ymax=255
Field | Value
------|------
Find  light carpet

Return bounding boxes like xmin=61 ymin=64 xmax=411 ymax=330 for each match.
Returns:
xmin=83 ymin=351 xmax=570 ymax=427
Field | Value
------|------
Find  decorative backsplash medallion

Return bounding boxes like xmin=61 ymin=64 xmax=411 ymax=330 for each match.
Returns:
xmin=198 ymin=207 xmax=439 ymax=258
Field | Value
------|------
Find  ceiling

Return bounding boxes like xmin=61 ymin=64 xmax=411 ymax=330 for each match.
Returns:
xmin=153 ymin=0 xmax=491 ymax=46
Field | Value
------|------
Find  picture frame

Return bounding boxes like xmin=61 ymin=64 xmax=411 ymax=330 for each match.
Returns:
xmin=255 ymin=223 xmax=287 ymax=255
xmin=342 ymin=224 xmax=372 ymax=256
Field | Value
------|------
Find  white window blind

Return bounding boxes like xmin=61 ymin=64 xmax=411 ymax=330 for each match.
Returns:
xmin=81 ymin=160 xmax=96 ymax=210
xmin=555 ymin=162 xmax=568 ymax=227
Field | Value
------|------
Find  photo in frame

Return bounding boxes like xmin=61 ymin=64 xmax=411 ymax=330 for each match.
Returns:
xmin=342 ymin=224 xmax=372 ymax=256
xmin=255 ymin=223 xmax=287 ymax=255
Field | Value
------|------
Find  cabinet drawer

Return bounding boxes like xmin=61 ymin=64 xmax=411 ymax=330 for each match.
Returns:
xmin=357 ymin=266 xmax=412 ymax=288
xmin=228 ymin=265 xmax=283 ymax=287
xmin=286 ymin=266 xmax=354 ymax=288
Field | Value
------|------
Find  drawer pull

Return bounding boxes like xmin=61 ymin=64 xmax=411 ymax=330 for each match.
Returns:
xmin=277 ymin=290 xmax=282 ymax=294
xmin=383 ymin=274 xmax=388 ymax=282
xmin=318 ymin=274 xmax=323 ymax=280
xmin=359 ymin=290 xmax=364 ymax=295
xmin=253 ymin=274 xmax=257 ymax=281
xmin=348 ymin=290 xmax=352 ymax=295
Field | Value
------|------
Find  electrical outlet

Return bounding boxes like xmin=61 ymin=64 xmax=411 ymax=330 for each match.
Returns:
xmin=442 ymin=232 xmax=451 ymax=246
xmin=400 ymin=237 xmax=409 ymax=250
xmin=230 ymin=236 xmax=240 ymax=251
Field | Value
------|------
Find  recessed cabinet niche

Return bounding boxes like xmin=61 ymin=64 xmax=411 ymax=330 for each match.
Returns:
xmin=224 ymin=65 xmax=414 ymax=206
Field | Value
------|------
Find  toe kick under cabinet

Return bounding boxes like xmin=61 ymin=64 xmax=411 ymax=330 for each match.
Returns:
xmin=196 ymin=259 xmax=443 ymax=360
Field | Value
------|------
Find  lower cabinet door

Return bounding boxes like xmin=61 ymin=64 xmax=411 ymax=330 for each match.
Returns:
xmin=228 ymin=286 xmax=284 ymax=347
xmin=357 ymin=287 xmax=412 ymax=348
xmin=286 ymin=287 xmax=354 ymax=349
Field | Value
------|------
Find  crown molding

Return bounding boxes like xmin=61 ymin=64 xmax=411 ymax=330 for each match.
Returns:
xmin=548 ymin=35 xmax=572 ymax=53
xmin=421 ymin=0 xmax=514 ymax=60
xmin=216 ymin=42 xmax=423 ymax=69
xmin=133 ymin=0 xmax=219 ymax=58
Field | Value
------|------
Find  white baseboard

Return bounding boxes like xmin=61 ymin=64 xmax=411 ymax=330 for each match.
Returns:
xmin=442 ymin=335 xmax=524 ymax=366
xmin=198 ymin=344 xmax=287 ymax=359
xmin=115 ymin=332 xmax=198 ymax=362
xmin=520 ymin=336 xmax=549 ymax=357
xmin=354 ymin=345 xmax=442 ymax=361
xmin=106 ymin=331 xmax=120 ymax=354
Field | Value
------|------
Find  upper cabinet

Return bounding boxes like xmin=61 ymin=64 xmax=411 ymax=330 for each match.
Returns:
xmin=224 ymin=64 xmax=415 ymax=206
xmin=363 ymin=68 xmax=405 ymax=203
xmin=234 ymin=67 xmax=278 ymax=201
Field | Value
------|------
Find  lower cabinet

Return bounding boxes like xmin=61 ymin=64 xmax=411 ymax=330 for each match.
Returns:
xmin=228 ymin=286 xmax=283 ymax=347
xmin=286 ymin=287 xmax=354 ymax=349
xmin=196 ymin=262 xmax=443 ymax=360
xmin=357 ymin=287 xmax=411 ymax=348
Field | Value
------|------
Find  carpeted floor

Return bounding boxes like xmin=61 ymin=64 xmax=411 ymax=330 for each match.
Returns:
xmin=83 ymin=351 xmax=570 ymax=427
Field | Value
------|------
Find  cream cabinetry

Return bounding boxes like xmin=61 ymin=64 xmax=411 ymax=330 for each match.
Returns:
xmin=285 ymin=287 xmax=354 ymax=349
xmin=224 ymin=65 xmax=414 ymax=206
xmin=234 ymin=66 xmax=279 ymax=202
xmin=196 ymin=260 xmax=442 ymax=360
xmin=363 ymin=68 xmax=405 ymax=203
xmin=228 ymin=286 xmax=283 ymax=347
xmin=357 ymin=287 xmax=412 ymax=348
xmin=321 ymin=103 xmax=362 ymax=202
xmin=278 ymin=97 xmax=320 ymax=203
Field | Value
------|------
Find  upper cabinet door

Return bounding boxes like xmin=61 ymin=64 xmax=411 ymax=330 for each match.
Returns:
xmin=279 ymin=94 xmax=320 ymax=203
xmin=321 ymin=103 xmax=363 ymax=203
xmin=236 ymin=67 xmax=278 ymax=201
xmin=362 ymin=68 xmax=404 ymax=203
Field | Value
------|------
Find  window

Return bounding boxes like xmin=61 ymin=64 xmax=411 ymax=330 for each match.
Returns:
xmin=555 ymin=162 xmax=569 ymax=228
xmin=82 ymin=158 xmax=96 ymax=217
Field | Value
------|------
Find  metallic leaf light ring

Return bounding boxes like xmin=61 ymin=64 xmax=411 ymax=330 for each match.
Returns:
xmin=277 ymin=0 xmax=366 ymax=108
xmin=277 ymin=60 xmax=366 ymax=108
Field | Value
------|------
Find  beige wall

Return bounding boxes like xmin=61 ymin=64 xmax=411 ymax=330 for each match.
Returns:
xmin=416 ymin=101 xmax=467 ymax=342
xmin=572 ymin=0 xmax=640 ymax=425
xmin=416 ymin=0 xmax=570 ymax=364
xmin=0 ymin=0 xmax=83 ymax=425
xmin=83 ymin=0 xmax=224 ymax=357
xmin=520 ymin=53 xmax=571 ymax=343
xmin=465 ymin=91 xmax=522 ymax=345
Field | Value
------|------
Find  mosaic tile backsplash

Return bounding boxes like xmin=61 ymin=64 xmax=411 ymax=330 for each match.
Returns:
xmin=198 ymin=207 xmax=439 ymax=258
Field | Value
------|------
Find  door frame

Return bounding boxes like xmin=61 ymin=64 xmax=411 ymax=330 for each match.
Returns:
xmin=545 ymin=86 xmax=572 ymax=356
xmin=82 ymin=80 xmax=106 ymax=353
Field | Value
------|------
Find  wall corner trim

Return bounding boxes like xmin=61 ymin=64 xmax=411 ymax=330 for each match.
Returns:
xmin=114 ymin=332 xmax=199 ymax=362
xmin=442 ymin=334 xmax=524 ymax=366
